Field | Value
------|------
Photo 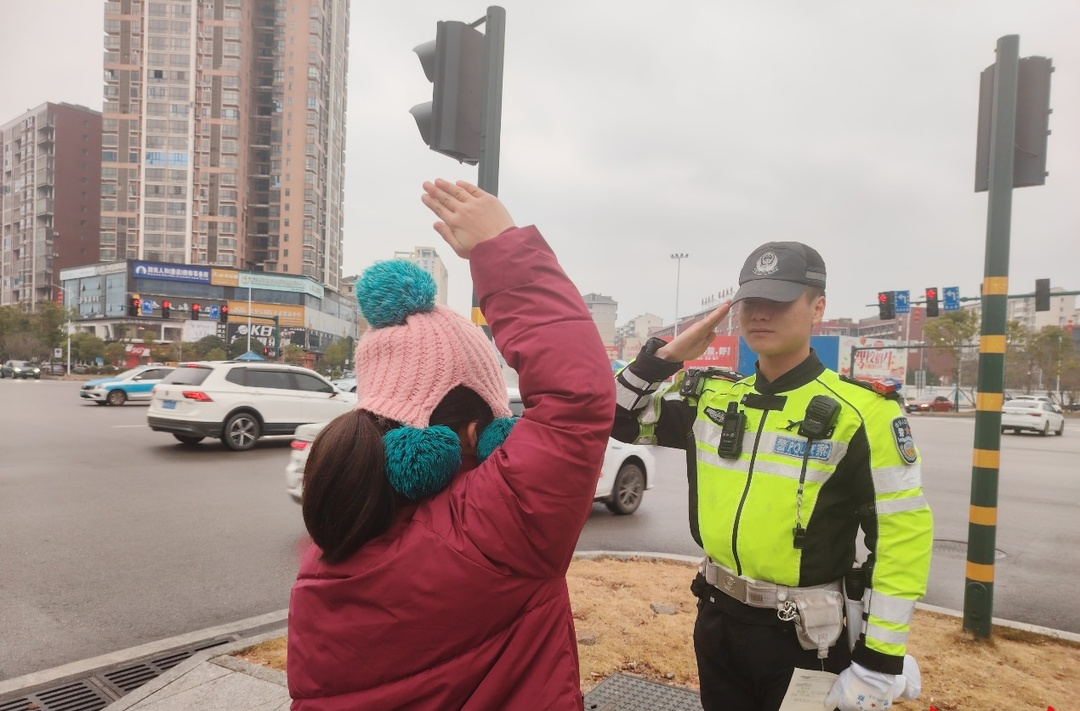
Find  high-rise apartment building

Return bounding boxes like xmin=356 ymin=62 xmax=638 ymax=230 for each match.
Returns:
xmin=101 ymin=0 xmax=349 ymax=288
xmin=1 ymin=102 xmax=102 ymax=307
xmin=393 ymin=247 xmax=449 ymax=306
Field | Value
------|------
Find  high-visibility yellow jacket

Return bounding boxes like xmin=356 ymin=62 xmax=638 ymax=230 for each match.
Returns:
xmin=613 ymin=347 xmax=933 ymax=675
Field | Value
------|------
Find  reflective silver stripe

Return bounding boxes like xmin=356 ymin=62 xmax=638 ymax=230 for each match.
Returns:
xmin=697 ymin=448 xmax=838 ymax=484
xmin=698 ymin=446 xmax=751 ymax=471
xmin=873 ymin=464 xmax=922 ymax=494
xmin=617 ymin=368 xmax=654 ymax=392
xmin=875 ymin=494 xmax=929 ymax=514
xmin=616 ymin=385 xmax=655 ymax=412
xmin=865 ymin=623 xmax=909 ymax=647
xmin=693 ymin=418 xmax=722 ymax=447
xmin=867 ymin=591 xmax=916 ymax=626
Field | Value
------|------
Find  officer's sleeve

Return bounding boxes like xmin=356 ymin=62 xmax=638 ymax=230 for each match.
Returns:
xmin=612 ymin=342 xmax=694 ymax=449
xmin=851 ymin=401 xmax=934 ymax=675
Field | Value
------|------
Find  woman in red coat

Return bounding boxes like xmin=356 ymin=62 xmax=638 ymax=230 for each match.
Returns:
xmin=287 ymin=179 xmax=615 ymax=710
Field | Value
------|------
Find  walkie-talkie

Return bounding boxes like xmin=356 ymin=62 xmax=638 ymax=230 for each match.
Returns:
xmin=797 ymin=396 xmax=841 ymax=440
xmin=717 ymin=402 xmax=746 ymax=459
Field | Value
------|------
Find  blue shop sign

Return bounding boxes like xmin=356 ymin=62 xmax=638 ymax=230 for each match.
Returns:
xmin=133 ymin=261 xmax=211 ymax=284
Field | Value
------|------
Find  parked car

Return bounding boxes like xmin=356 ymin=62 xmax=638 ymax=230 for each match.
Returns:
xmin=1001 ymin=399 xmax=1065 ymax=436
xmin=330 ymin=377 xmax=357 ymax=393
xmin=905 ymin=395 xmax=953 ymax=413
xmin=79 ymin=365 xmax=175 ymax=405
xmin=148 ymin=361 xmax=357 ymax=450
xmin=285 ymin=388 xmax=657 ymax=515
xmin=1 ymin=360 xmax=41 ymax=379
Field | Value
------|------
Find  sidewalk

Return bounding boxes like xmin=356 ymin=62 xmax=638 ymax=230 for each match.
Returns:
xmin=3 ymin=552 xmax=1078 ymax=711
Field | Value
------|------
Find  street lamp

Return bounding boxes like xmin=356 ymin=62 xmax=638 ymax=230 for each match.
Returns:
xmin=670 ymin=253 xmax=689 ymax=337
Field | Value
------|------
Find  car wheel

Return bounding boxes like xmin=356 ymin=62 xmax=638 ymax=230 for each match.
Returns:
xmin=173 ymin=434 xmax=205 ymax=445
xmin=1040 ymin=422 xmax=1050 ymax=437
xmin=223 ymin=412 xmax=260 ymax=451
xmin=605 ymin=462 xmax=646 ymax=515
xmin=106 ymin=389 xmax=127 ymax=406
xmin=1056 ymin=420 xmax=1065 ymax=436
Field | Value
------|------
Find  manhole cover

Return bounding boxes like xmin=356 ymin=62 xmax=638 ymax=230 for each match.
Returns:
xmin=933 ymin=538 xmax=1006 ymax=559
xmin=584 ymin=673 xmax=702 ymax=711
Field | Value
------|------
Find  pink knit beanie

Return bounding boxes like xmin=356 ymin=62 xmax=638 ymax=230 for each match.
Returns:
xmin=353 ymin=260 xmax=511 ymax=429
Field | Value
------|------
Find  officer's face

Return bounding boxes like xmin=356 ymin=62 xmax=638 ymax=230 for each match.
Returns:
xmin=738 ymin=290 xmax=825 ymax=358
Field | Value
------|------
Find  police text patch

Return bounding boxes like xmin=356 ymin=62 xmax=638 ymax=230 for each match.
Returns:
xmin=703 ymin=407 xmax=726 ymax=426
xmin=773 ymin=436 xmax=833 ymax=461
xmin=892 ymin=417 xmax=918 ymax=464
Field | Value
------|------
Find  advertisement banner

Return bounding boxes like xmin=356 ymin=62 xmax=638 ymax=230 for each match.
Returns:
xmin=237 ymin=271 xmax=324 ymax=299
xmin=685 ymin=335 xmax=739 ymax=371
xmin=182 ymin=320 xmax=220 ymax=341
xmin=227 ymin=300 xmax=305 ymax=328
xmin=133 ymin=261 xmax=211 ymax=284
xmin=837 ymin=336 xmax=906 ymax=382
xmin=211 ymin=268 xmax=239 ymax=288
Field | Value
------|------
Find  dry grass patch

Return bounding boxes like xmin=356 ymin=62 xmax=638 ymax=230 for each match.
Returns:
xmin=237 ymin=557 xmax=1080 ymax=709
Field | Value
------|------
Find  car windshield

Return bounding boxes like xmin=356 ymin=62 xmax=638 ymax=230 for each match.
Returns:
xmin=161 ymin=365 xmax=213 ymax=386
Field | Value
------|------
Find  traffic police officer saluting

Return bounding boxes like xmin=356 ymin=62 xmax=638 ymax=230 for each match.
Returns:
xmin=613 ymin=242 xmax=933 ymax=711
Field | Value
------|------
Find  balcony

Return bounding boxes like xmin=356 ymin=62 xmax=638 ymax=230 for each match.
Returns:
xmin=35 ymin=198 xmax=55 ymax=215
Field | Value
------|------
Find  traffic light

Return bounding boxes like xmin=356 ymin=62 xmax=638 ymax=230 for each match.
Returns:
xmin=878 ymin=291 xmax=896 ymax=320
xmin=1034 ymin=278 xmax=1051 ymax=312
xmin=161 ymin=300 xmax=171 ymax=319
xmin=129 ymin=296 xmax=141 ymax=317
xmin=219 ymin=304 xmax=229 ymax=324
xmin=925 ymin=288 xmax=939 ymax=317
xmin=409 ymin=20 xmax=486 ymax=164
xmin=191 ymin=303 xmax=200 ymax=320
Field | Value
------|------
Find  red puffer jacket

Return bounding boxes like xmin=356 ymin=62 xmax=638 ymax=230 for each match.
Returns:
xmin=288 ymin=226 xmax=615 ymax=711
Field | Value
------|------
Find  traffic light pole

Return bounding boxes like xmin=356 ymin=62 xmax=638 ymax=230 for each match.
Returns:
xmin=471 ymin=6 xmax=504 ymax=339
xmin=964 ymin=35 xmax=1019 ymax=639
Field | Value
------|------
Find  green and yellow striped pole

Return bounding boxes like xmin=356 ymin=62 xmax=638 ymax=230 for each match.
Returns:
xmin=964 ymin=35 xmax=1019 ymax=638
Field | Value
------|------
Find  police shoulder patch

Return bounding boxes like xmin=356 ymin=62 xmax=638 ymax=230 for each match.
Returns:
xmin=891 ymin=417 xmax=918 ymax=464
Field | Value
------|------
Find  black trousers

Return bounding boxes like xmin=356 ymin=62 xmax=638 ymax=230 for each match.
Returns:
xmin=693 ymin=590 xmax=851 ymax=711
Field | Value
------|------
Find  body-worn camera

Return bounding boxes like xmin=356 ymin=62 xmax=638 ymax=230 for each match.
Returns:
xmin=717 ymin=402 xmax=746 ymax=459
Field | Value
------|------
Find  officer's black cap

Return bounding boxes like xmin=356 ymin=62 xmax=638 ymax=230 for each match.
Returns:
xmin=732 ymin=242 xmax=827 ymax=304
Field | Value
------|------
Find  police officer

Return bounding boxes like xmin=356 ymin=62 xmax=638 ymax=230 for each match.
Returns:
xmin=613 ymin=242 xmax=933 ymax=711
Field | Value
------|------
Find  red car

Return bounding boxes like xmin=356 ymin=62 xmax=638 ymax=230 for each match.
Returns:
xmin=905 ymin=395 xmax=953 ymax=413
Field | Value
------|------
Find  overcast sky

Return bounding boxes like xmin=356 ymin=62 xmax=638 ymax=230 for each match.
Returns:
xmin=2 ymin=1 xmax=1077 ymax=327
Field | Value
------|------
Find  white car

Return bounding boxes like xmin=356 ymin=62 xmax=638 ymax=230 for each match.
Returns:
xmin=1000 ymin=399 xmax=1065 ymax=436
xmin=286 ymin=388 xmax=656 ymax=515
xmin=147 ymin=361 xmax=357 ymax=450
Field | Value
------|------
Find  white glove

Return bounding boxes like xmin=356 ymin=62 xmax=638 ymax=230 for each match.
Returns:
xmin=898 ymin=655 xmax=921 ymax=700
xmin=824 ymin=662 xmax=905 ymax=711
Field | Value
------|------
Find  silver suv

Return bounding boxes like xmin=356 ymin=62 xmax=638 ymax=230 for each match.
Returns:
xmin=147 ymin=361 xmax=357 ymax=451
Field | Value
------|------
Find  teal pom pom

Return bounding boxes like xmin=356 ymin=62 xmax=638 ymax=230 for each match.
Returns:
xmin=383 ymin=425 xmax=461 ymax=499
xmin=477 ymin=417 xmax=518 ymax=461
xmin=356 ymin=260 xmax=437 ymax=328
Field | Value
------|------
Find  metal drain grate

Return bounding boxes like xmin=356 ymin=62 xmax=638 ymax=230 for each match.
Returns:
xmin=0 ymin=680 xmax=112 ymax=711
xmin=584 ymin=673 xmax=703 ymax=711
xmin=0 ymin=637 xmax=236 ymax=711
xmin=96 ymin=638 xmax=232 ymax=696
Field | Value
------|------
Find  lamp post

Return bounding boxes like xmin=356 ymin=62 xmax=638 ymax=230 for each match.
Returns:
xmin=670 ymin=253 xmax=689 ymax=337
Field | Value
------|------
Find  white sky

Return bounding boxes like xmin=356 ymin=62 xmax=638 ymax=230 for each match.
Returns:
xmin=2 ymin=1 xmax=1077 ymax=326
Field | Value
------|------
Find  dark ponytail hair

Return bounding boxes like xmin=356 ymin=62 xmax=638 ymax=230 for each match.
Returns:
xmin=302 ymin=410 xmax=397 ymax=565
xmin=302 ymin=386 xmax=496 ymax=565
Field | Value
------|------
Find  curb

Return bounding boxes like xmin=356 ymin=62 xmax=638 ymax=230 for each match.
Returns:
xmin=3 ymin=551 xmax=1077 ymax=703
xmin=0 ymin=609 xmax=287 ymax=697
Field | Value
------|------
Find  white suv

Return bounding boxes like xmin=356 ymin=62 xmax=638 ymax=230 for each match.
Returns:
xmin=148 ymin=361 xmax=357 ymax=451
xmin=285 ymin=388 xmax=657 ymax=514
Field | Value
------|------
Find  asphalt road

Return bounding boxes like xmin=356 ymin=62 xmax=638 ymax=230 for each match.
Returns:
xmin=1 ymin=379 xmax=1078 ymax=681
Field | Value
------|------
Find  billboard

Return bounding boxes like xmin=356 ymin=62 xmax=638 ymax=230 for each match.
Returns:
xmin=133 ymin=261 xmax=211 ymax=284
xmin=685 ymin=335 xmax=739 ymax=371
xmin=227 ymin=300 xmax=305 ymax=328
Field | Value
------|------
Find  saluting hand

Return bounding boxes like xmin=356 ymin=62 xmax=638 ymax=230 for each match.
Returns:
xmin=655 ymin=302 xmax=732 ymax=363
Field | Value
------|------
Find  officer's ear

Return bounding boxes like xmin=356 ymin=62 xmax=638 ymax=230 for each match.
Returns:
xmin=809 ymin=290 xmax=826 ymax=324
